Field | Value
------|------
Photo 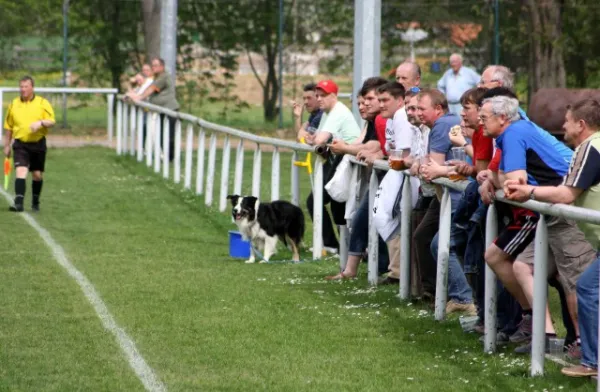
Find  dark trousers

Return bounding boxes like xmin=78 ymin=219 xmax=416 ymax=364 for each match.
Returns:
xmin=306 ymin=191 xmax=345 ymax=250
xmin=413 ymin=197 xmax=441 ymax=294
xmin=159 ymin=113 xmax=177 ymax=162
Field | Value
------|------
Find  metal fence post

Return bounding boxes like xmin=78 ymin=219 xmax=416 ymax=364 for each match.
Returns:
xmin=531 ymin=214 xmax=549 ymax=376
xmin=234 ymin=139 xmax=244 ymax=195
xmin=291 ymin=150 xmax=300 ymax=206
xmin=123 ymin=102 xmax=129 ymax=154
xmin=205 ymin=132 xmax=217 ymax=206
xmin=174 ymin=120 xmax=182 ymax=184
xmin=271 ymin=147 xmax=280 ymax=201
xmin=219 ymin=135 xmax=231 ymax=212
xmin=484 ymin=203 xmax=498 ymax=353
xmin=399 ymin=177 xmax=412 ymax=300
xmin=107 ymin=93 xmax=114 ymax=142
xmin=162 ymin=116 xmax=170 ymax=179
xmin=184 ymin=124 xmax=193 ymax=189
xmin=153 ymin=114 xmax=161 ymax=173
xmin=312 ymin=158 xmax=324 ymax=260
xmin=339 ymin=225 xmax=349 ymax=272
xmin=116 ymin=100 xmax=123 ymax=155
xmin=146 ymin=112 xmax=154 ymax=167
xmin=367 ymin=169 xmax=380 ymax=285
xmin=252 ymin=144 xmax=262 ymax=198
xmin=0 ymin=91 xmax=3 ymax=144
xmin=196 ymin=128 xmax=206 ymax=195
xmin=434 ymin=188 xmax=452 ymax=321
xmin=130 ymin=105 xmax=136 ymax=156
xmin=136 ymin=108 xmax=144 ymax=162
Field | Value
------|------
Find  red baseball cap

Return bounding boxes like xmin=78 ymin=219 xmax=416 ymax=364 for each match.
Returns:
xmin=316 ymin=80 xmax=339 ymax=95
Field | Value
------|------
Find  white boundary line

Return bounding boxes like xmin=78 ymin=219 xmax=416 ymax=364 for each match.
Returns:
xmin=0 ymin=189 xmax=166 ymax=392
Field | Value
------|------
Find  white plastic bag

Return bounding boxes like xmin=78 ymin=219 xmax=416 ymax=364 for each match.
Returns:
xmin=325 ymin=154 xmax=353 ymax=202
xmin=372 ymin=171 xmax=420 ymax=242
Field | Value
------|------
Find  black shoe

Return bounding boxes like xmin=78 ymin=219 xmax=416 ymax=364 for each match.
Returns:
xmin=379 ymin=276 xmax=400 ymax=285
xmin=31 ymin=204 xmax=40 ymax=212
xmin=9 ymin=204 xmax=24 ymax=212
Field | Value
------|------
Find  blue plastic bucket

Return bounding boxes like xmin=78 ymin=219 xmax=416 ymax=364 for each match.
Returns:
xmin=229 ymin=230 xmax=251 ymax=258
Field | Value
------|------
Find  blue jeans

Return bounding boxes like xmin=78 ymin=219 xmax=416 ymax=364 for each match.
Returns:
xmin=431 ymin=228 xmax=473 ymax=304
xmin=577 ymin=257 xmax=599 ymax=369
xmin=348 ymin=192 xmax=389 ymax=275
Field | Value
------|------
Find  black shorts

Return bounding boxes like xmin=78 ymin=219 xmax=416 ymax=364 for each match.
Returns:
xmin=494 ymin=207 xmax=539 ymax=260
xmin=13 ymin=138 xmax=47 ymax=172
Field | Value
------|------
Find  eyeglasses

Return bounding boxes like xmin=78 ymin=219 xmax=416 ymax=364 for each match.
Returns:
xmin=409 ymin=86 xmax=421 ymax=93
xmin=478 ymin=79 xmax=499 ymax=85
xmin=479 ymin=114 xmax=496 ymax=123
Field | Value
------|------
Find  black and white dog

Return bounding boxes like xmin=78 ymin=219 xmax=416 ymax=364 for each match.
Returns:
xmin=227 ymin=195 xmax=305 ymax=263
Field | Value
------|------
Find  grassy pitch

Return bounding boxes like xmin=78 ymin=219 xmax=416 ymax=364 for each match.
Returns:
xmin=0 ymin=147 xmax=594 ymax=391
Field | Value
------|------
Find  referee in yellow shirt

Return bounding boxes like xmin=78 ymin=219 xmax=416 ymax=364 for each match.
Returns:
xmin=3 ymin=76 xmax=55 ymax=212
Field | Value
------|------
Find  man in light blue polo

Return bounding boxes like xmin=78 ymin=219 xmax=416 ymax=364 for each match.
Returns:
xmin=437 ymin=53 xmax=480 ymax=115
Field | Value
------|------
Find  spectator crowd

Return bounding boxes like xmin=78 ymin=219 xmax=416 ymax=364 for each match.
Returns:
xmin=290 ymin=55 xmax=600 ymax=379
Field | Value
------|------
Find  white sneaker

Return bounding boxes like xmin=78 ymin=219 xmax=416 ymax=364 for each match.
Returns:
xmin=308 ymin=246 xmax=338 ymax=254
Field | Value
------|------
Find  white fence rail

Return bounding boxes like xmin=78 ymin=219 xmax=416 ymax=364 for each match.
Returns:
xmin=112 ymin=96 xmax=600 ymax=381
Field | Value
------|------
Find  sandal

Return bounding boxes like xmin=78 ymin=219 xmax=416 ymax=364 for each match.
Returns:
xmin=324 ymin=272 xmax=356 ymax=281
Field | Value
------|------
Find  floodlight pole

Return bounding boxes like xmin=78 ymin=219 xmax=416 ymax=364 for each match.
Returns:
xmin=161 ymin=0 xmax=178 ymax=85
xmin=62 ymin=0 xmax=69 ymax=128
xmin=352 ymin=0 xmax=381 ymax=123
xmin=494 ymin=0 xmax=500 ymax=64
xmin=277 ymin=0 xmax=284 ymax=129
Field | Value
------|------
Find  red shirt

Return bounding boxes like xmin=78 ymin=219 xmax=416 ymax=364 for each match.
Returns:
xmin=488 ymin=148 xmax=501 ymax=172
xmin=374 ymin=115 xmax=388 ymax=155
xmin=472 ymin=125 xmax=494 ymax=162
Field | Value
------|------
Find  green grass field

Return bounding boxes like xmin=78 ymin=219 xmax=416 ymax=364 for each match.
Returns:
xmin=0 ymin=146 xmax=594 ymax=391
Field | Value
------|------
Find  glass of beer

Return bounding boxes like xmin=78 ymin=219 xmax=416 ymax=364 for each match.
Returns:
xmin=448 ymin=147 xmax=467 ymax=181
xmin=389 ymin=149 xmax=405 ymax=171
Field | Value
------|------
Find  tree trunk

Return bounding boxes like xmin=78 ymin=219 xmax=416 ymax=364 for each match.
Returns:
xmin=526 ymin=0 xmax=566 ymax=92
xmin=141 ymin=0 xmax=161 ymax=62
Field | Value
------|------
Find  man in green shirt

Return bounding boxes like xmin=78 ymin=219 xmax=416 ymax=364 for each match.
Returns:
xmin=132 ymin=57 xmax=180 ymax=162
xmin=505 ymin=98 xmax=600 ymax=378
xmin=310 ymin=80 xmax=360 ymax=145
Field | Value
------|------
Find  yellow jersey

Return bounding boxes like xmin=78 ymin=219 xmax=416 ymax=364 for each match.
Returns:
xmin=3 ymin=95 xmax=55 ymax=143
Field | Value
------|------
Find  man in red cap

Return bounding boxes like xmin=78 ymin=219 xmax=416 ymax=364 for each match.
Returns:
xmin=309 ymin=80 xmax=360 ymax=146
xmin=306 ymin=79 xmax=360 ymax=256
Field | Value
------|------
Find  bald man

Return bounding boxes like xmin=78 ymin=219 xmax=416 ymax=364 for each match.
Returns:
xmin=437 ymin=53 xmax=480 ymax=115
xmin=395 ymin=61 xmax=421 ymax=91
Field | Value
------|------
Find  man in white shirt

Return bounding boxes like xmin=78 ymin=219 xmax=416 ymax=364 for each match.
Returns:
xmin=310 ymin=80 xmax=360 ymax=145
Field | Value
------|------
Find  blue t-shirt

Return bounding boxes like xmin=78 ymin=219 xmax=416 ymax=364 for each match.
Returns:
xmin=428 ymin=113 xmax=462 ymax=207
xmin=496 ymin=119 xmax=572 ymax=186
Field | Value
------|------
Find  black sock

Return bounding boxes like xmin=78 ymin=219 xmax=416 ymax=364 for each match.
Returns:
xmin=14 ymin=178 xmax=25 ymax=205
xmin=545 ymin=332 xmax=557 ymax=338
xmin=523 ymin=309 xmax=533 ymax=316
xmin=32 ymin=180 xmax=43 ymax=206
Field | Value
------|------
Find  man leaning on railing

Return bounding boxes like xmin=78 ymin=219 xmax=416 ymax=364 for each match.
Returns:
xmin=504 ymin=98 xmax=600 ymax=377
xmin=479 ymin=92 xmax=596 ymax=355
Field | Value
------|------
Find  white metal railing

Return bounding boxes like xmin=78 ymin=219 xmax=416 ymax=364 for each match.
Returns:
xmin=0 ymin=87 xmax=118 ymax=144
xmin=114 ymin=95 xmax=600 ymax=380
xmin=345 ymin=155 xmax=600 ymax=380
xmin=114 ymin=96 xmax=324 ymax=260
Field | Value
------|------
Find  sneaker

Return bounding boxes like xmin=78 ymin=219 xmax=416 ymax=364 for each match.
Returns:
xmin=565 ymin=343 xmax=582 ymax=361
xmin=514 ymin=336 xmax=552 ymax=355
xmin=31 ymin=203 xmax=40 ymax=212
xmin=378 ymin=276 xmax=399 ymax=285
xmin=308 ymin=246 xmax=338 ymax=255
xmin=479 ymin=331 xmax=510 ymax=345
xmin=561 ymin=364 xmax=597 ymax=377
xmin=9 ymin=204 xmax=24 ymax=212
xmin=509 ymin=314 xmax=532 ymax=343
xmin=446 ymin=300 xmax=477 ymax=316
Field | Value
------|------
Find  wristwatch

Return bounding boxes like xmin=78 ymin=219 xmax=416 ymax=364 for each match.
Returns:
xmin=529 ymin=187 xmax=536 ymax=200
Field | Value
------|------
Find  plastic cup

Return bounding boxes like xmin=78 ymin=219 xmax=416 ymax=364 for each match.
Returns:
xmin=451 ymin=146 xmax=467 ymax=162
xmin=389 ymin=149 xmax=404 ymax=170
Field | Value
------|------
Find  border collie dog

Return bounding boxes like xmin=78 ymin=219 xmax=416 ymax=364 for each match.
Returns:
xmin=227 ymin=195 xmax=305 ymax=263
